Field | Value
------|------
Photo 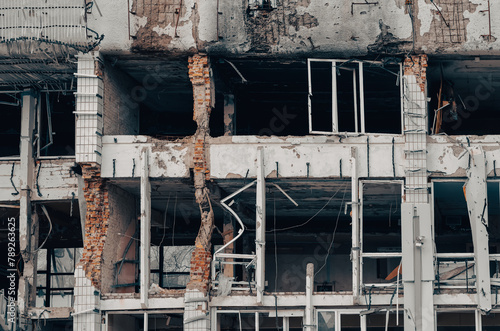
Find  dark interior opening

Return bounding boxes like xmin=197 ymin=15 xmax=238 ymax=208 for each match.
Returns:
xmin=213 ymin=59 xmax=308 ymax=136
xmin=39 ymin=92 xmax=75 ymax=156
xmin=428 ymin=59 xmax=500 ymax=135
xmin=0 ymin=93 xmax=21 ymax=157
xmin=34 ymin=201 xmax=82 ymax=308
xmin=310 ymin=61 xmax=333 ymax=133
xmin=434 ymin=181 xmax=473 ymax=253
xmin=212 ymin=179 xmax=353 ymax=292
xmin=364 ymin=64 xmax=401 ymax=133
xmin=112 ymin=59 xmax=196 ymax=137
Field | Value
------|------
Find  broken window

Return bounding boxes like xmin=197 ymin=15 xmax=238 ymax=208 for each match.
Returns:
xmin=248 ymin=0 xmax=276 ymax=10
xmin=107 ymin=313 xmax=183 ymax=330
xmin=217 ymin=311 xmax=302 ymax=331
xmin=36 ymin=248 xmax=82 ymax=307
xmin=38 ymin=92 xmax=75 ymax=156
xmin=364 ymin=311 xmax=404 ymax=330
xmin=0 ymin=93 xmax=21 ymax=157
xmin=308 ymin=59 xmax=402 ymax=134
xmin=433 ymin=181 xmax=500 ymax=292
xmin=211 ymin=60 xmax=308 ymax=137
xmin=317 ymin=310 xmax=367 ymax=331
xmin=360 ymin=181 xmax=402 ymax=287
xmin=150 ymin=245 xmax=193 ymax=289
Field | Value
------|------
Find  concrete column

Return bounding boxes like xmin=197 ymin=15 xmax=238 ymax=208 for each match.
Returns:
xmin=350 ymin=147 xmax=360 ymax=300
xmin=256 ymin=147 xmax=266 ymax=303
xmin=401 ymin=55 xmax=435 ymax=331
xmin=223 ymin=94 xmax=236 ymax=136
xmin=18 ymin=89 xmax=37 ymax=330
xmin=304 ymin=263 xmax=314 ymax=331
xmin=465 ymin=146 xmax=492 ymax=313
xmin=140 ymin=147 xmax=151 ymax=307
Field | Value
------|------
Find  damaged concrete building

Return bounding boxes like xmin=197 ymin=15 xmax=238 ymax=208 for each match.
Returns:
xmin=1 ymin=0 xmax=500 ymax=330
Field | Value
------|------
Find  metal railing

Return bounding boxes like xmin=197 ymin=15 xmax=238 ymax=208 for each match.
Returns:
xmin=0 ymin=289 xmax=17 ymax=331
xmin=212 ymin=253 xmax=256 ymax=292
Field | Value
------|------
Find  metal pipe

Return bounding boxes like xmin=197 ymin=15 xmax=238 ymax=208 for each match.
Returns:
xmin=214 ymin=180 xmax=257 ymax=256
xmin=272 ymin=183 xmax=298 ymax=207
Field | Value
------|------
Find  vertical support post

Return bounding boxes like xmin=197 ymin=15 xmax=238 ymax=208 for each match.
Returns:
xmin=255 ymin=312 xmax=259 ymax=331
xmin=223 ymin=94 xmax=236 ymax=136
xmin=140 ymin=147 xmax=151 ymax=307
xmin=399 ymin=63 xmax=404 ymax=134
xmin=358 ymin=62 xmax=365 ymax=134
xmin=144 ymin=312 xmax=148 ymax=331
xmin=307 ymin=59 xmax=313 ymax=134
xmin=401 ymin=203 xmax=416 ymax=331
xmin=332 ymin=61 xmax=338 ymax=132
xmin=351 ymin=147 xmax=361 ymax=300
xmin=353 ymin=69 xmax=358 ymax=133
xmin=465 ymin=146 xmax=492 ymax=313
xmin=18 ymin=89 xmax=37 ymax=323
xmin=360 ymin=315 xmax=367 ymax=331
xmin=256 ymin=147 xmax=266 ymax=304
xmin=283 ymin=316 xmax=290 ymax=331
xmin=475 ymin=309 xmax=483 ymax=331
xmin=305 ymin=263 xmax=314 ymax=331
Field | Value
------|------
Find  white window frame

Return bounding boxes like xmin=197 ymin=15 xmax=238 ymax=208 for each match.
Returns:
xmin=358 ymin=180 xmax=404 ymax=289
xmin=316 ymin=309 xmax=364 ymax=331
xmin=307 ymin=59 xmax=403 ymax=135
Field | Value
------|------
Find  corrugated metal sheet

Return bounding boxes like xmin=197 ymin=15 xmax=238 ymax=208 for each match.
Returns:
xmin=0 ymin=0 xmax=102 ymax=53
xmin=0 ymin=58 xmax=76 ymax=87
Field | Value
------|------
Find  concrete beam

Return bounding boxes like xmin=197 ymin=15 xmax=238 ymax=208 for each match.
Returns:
xmin=140 ymin=148 xmax=151 ymax=307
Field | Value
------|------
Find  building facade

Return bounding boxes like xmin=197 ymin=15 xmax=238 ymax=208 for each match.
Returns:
xmin=0 ymin=0 xmax=500 ymax=330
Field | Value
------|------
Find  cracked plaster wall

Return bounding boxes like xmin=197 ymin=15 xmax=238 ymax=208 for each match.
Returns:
xmin=85 ymin=0 xmax=500 ymax=56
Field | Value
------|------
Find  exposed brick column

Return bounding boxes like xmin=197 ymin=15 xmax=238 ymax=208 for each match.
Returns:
xmin=184 ymin=54 xmax=213 ymax=331
xmin=79 ymin=163 xmax=109 ymax=289
xmin=187 ymin=54 xmax=214 ymax=293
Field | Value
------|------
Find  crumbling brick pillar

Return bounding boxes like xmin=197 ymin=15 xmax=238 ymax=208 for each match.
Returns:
xmin=79 ymin=163 xmax=110 ymax=288
xmin=184 ymin=54 xmax=213 ymax=331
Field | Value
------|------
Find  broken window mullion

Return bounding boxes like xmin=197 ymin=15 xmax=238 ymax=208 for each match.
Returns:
xmin=331 ymin=61 xmax=338 ymax=133
xmin=353 ymin=68 xmax=359 ymax=133
xmin=307 ymin=59 xmax=313 ymax=134
xmin=359 ymin=62 xmax=365 ymax=134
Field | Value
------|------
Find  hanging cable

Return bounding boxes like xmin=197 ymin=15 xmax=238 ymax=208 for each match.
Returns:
xmin=158 ymin=194 xmax=171 ymax=248
xmin=315 ymin=184 xmax=348 ymax=276
xmin=10 ymin=163 xmax=19 ymax=196
xmin=267 ymin=183 xmax=346 ymax=232
xmin=35 ymin=205 xmax=53 ymax=254
xmin=172 ymin=194 xmax=177 ymax=246
xmin=36 ymin=162 xmax=43 ymax=197
xmin=70 ymin=192 xmax=75 ymax=217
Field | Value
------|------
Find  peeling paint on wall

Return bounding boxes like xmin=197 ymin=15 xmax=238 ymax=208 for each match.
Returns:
xmin=130 ymin=0 xmax=197 ymax=52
